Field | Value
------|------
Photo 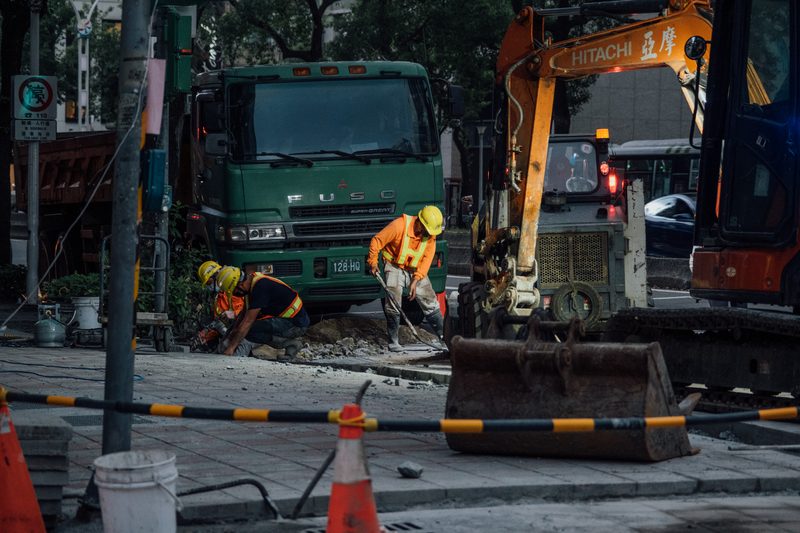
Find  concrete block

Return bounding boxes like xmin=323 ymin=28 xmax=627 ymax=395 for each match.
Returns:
xmin=33 ymin=485 xmax=63 ymax=500
xmin=11 ymin=411 xmax=74 ymax=441
xmin=36 ymin=499 xmax=63 ymax=515
xmin=23 ymin=454 xmax=70 ymax=471
xmin=29 ymin=469 xmax=70 ymax=486
xmin=19 ymin=440 xmax=69 ymax=456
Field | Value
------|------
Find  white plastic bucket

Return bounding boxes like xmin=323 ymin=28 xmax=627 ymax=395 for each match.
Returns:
xmin=71 ymin=296 xmax=100 ymax=330
xmin=93 ymin=450 xmax=181 ymax=533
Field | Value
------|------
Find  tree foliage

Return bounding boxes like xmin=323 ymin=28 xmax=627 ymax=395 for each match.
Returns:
xmin=0 ymin=0 xmax=33 ymax=265
xmin=212 ymin=0 xmax=337 ymax=66
xmin=20 ymin=1 xmax=121 ymax=125
xmin=330 ymin=0 xmax=513 ymax=121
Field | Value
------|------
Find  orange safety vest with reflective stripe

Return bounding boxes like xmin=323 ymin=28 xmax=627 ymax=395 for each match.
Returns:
xmin=246 ymin=272 xmax=303 ymax=321
xmin=214 ymin=292 xmax=244 ymax=318
xmin=380 ymin=214 xmax=431 ymax=269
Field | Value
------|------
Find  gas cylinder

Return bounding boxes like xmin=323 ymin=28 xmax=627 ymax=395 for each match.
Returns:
xmin=34 ymin=316 xmax=66 ymax=348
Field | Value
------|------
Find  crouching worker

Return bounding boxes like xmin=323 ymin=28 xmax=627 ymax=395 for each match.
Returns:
xmin=216 ymin=266 xmax=310 ymax=359
xmin=195 ymin=261 xmax=245 ymax=348
xmin=368 ymin=206 xmax=444 ymax=352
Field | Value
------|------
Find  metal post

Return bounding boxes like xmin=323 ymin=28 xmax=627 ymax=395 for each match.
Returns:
xmin=25 ymin=0 xmax=41 ymax=304
xmin=70 ymin=0 xmax=101 ymax=131
xmin=476 ymin=125 xmax=486 ymax=214
xmin=154 ymin=10 xmax=168 ymax=316
xmin=103 ymin=0 xmax=150 ymax=456
xmin=85 ymin=37 xmax=91 ymax=129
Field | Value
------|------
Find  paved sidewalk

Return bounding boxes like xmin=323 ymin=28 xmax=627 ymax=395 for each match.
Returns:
xmin=2 ymin=345 xmax=800 ymax=523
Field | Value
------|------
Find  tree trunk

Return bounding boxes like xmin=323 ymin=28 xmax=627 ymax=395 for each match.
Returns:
xmin=552 ymin=79 xmax=570 ymax=134
xmin=0 ymin=0 xmax=33 ymax=265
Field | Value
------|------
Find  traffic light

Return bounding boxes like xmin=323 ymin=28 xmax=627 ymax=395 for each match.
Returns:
xmin=164 ymin=8 xmax=192 ymax=101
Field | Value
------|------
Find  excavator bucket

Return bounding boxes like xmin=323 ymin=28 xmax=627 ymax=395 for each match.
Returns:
xmin=445 ymin=309 xmax=692 ymax=461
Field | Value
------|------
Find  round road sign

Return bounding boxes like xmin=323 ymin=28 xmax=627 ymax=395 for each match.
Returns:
xmin=18 ymin=77 xmax=54 ymax=113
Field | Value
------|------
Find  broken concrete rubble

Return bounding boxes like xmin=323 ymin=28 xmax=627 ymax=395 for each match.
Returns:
xmin=250 ymin=317 xmax=440 ymax=362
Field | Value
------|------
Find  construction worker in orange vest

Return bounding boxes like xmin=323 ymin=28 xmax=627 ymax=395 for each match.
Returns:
xmin=368 ymin=206 xmax=444 ymax=352
xmin=216 ymin=266 xmax=310 ymax=359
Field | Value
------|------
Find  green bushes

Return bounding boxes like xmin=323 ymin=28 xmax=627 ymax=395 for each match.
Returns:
xmin=0 ymin=264 xmax=27 ymax=300
xmin=42 ymin=272 xmax=101 ymax=298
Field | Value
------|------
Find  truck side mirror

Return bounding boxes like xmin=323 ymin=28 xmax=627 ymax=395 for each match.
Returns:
xmin=202 ymin=102 xmax=225 ymax=133
xmin=205 ymin=133 xmax=228 ymax=156
xmin=448 ymin=85 xmax=466 ymax=119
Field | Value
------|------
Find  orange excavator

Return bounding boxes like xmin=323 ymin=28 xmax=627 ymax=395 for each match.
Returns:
xmin=456 ymin=0 xmax=799 ymax=415
xmin=607 ymin=0 xmax=800 ymax=412
xmin=460 ymin=0 xmax=712 ymax=316
xmin=447 ymin=0 xmax=715 ymax=460
xmin=448 ymin=0 xmax=800 ymax=459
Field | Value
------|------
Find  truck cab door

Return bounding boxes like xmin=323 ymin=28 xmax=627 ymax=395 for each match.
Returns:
xmin=718 ymin=0 xmax=797 ymax=247
xmin=193 ymin=90 xmax=227 ymax=211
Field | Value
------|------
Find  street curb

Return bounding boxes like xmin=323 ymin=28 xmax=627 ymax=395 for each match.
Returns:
xmin=176 ymin=473 xmax=800 ymax=525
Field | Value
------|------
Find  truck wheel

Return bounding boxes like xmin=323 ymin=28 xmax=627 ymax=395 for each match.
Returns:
xmin=457 ymin=282 xmax=489 ymax=338
xmin=154 ymin=327 xmax=165 ymax=352
xmin=550 ymin=282 xmax=602 ymax=326
xmin=162 ymin=327 xmax=173 ymax=352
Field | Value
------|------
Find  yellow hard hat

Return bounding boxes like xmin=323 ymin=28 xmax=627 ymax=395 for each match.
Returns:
xmin=217 ymin=266 xmax=243 ymax=295
xmin=198 ymin=261 xmax=222 ymax=286
xmin=417 ymin=206 xmax=443 ymax=236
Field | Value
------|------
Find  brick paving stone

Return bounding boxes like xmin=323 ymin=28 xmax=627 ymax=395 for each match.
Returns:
xmin=4 ymin=345 xmax=800 ymax=523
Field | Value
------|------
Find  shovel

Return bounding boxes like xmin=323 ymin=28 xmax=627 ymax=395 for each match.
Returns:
xmin=373 ymin=270 xmax=444 ymax=352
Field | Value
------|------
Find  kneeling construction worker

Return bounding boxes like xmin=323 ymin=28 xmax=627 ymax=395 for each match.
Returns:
xmin=216 ymin=266 xmax=310 ymax=358
xmin=368 ymin=206 xmax=444 ymax=351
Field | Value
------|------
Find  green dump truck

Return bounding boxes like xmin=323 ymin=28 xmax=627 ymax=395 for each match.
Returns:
xmin=186 ymin=61 xmax=459 ymax=313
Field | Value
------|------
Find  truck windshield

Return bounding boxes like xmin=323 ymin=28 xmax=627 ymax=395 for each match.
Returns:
xmin=228 ymin=78 xmax=438 ymax=161
xmin=544 ymin=142 xmax=599 ymax=193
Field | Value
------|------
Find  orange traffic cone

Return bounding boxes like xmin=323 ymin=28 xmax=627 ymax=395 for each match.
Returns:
xmin=0 ymin=391 xmax=46 ymax=533
xmin=326 ymin=404 xmax=382 ymax=533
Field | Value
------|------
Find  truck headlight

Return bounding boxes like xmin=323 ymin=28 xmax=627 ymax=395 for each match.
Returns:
xmin=228 ymin=224 xmax=286 ymax=242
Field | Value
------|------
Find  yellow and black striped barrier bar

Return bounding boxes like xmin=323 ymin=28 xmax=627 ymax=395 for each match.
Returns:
xmin=1 ymin=389 xmax=796 ymax=432
xmin=0 ymin=390 xmax=339 ymax=424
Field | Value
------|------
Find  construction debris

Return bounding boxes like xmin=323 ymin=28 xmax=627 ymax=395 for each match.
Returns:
xmin=397 ymin=461 xmax=423 ymax=478
xmin=249 ymin=317 xmax=440 ymax=362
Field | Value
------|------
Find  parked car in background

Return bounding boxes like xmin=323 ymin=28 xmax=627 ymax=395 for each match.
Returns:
xmin=644 ymin=194 xmax=696 ymax=257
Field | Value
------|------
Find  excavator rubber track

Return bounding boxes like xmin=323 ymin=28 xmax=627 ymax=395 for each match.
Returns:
xmin=603 ymin=308 xmax=800 ymax=412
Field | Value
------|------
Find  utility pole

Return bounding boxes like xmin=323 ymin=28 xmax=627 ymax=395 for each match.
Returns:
xmin=103 ymin=0 xmax=150 ymax=456
xmin=25 ymin=0 xmax=42 ymax=304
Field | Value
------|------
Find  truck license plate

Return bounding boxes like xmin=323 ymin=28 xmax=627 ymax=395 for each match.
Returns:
xmin=331 ymin=258 xmax=362 ymax=275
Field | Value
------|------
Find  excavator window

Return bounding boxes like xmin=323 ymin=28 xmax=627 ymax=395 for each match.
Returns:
xmin=740 ymin=0 xmax=791 ymax=119
xmin=544 ymin=142 xmax=598 ymax=194
xmin=719 ymin=0 xmax=795 ymax=243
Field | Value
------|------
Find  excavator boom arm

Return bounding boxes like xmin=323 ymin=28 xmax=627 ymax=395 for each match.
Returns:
xmin=497 ymin=1 xmax=712 ymax=274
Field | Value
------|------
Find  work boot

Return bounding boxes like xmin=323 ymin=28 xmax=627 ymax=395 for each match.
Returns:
xmin=270 ymin=336 xmax=303 ymax=361
xmin=233 ymin=338 xmax=258 ymax=357
xmin=386 ymin=314 xmax=402 ymax=352
xmin=424 ymin=311 xmax=445 ymax=345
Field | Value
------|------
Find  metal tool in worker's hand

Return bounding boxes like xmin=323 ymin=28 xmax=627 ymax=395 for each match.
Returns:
xmin=373 ymin=270 xmax=444 ymax=351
